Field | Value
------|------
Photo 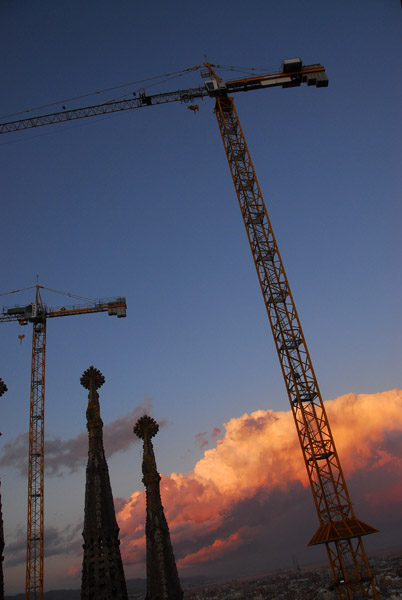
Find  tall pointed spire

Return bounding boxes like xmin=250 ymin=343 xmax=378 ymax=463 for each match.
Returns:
xmin=134 ymin=415 xmax=183 ymax=600
xmin=0 ymin=377 xmax=7 ymax=600
xmin=80 ymin=366 xmax=127 ymax=600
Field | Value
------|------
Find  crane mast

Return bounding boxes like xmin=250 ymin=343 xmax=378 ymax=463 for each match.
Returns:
xmin=26 ymin=287 xmax=46 ymax=598
xmin=1 ymin=287 xmax=127 ymax=600
xmin=209 ymin=70 xmax=378 ymax=598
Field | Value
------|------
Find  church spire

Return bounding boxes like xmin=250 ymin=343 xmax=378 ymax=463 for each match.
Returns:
xmin=80 ymin=366 xmax=127 ymax=599
xmin=134 ymin=415 xmax=183 ymax=600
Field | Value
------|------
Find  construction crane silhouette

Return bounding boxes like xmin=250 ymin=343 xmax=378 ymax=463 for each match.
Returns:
xmin=0 ymin=285 xmax=126 ymax=600
xmin=1 ymin=59 xmax=379 ymax=599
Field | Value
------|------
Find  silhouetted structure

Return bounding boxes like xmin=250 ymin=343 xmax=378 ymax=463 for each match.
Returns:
xmin=0 ymin=377 xmax=8 ymax=600
xmin=80 ymin=366 xmax=127 ymax=600
xmin=134 ymin=415 xmax=183 ymax=600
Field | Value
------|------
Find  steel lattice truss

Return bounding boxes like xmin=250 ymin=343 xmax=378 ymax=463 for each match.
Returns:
xmin=0 ymin=88 xmax=208 ymax=135
xmin=26 ymin=315 xmax=46 ymax=600
xmin=214 ymin=95 xmax=378 ymax=599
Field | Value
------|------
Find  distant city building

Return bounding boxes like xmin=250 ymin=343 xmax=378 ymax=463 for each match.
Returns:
xmin=80 ymin=366 xmax=128 ymax=599
xmin=134 ymin=415 xmax=183 ymax=600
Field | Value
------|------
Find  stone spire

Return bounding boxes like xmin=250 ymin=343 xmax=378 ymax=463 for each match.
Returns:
xmin=134 ymin=415 xmax=183 ymax=600
xmin=0 ymin=377 xmax=7 ymax=600
xmin=80 ymin=366 xmax=127 ymax=600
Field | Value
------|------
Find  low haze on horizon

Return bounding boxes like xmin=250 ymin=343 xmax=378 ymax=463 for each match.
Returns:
xmin=0 ymin=0 xmax=401 ymax=594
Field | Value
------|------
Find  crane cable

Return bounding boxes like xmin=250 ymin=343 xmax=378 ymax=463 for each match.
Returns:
xmin=0 ymin=64 xmax=203 ymax=121
xmin=0 ymin=286 xmax=97 ymax=304
xmin=0 ymin=286 xmax=36 ymax=297
xmin=212 ymin=63 xmax=277 ymax=75
xmin=0 ymin=63 xmax=270 ymax=121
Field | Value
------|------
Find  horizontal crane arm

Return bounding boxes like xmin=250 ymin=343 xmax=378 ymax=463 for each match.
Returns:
xmin=0 ymin=297 xmax=126 ymax=323
xmin=46 ymin=299 xmax=126 ymax=319
xmin=0 ymin=60 xmax=327 ymax=135
xmin=211 ymin=61 xmax=328 ymax=95
xmin=0 ymin=87 xmax=209 ymax=134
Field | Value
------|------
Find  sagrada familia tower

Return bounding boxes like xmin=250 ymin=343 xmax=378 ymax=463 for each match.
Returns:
xmin=0 ymin=368 xmax=183 ymax=598
xmin=80 ymin=366 xmax=128 ymax=599
xmin=134 ymin=415 xmax=183 ymax=600
xmin=80 ymin=366 xmax=182 ymax=599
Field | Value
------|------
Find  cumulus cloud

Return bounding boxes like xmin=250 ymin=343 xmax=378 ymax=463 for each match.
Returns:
xmin=5 ymin=390 xmax=402 ymax=577
xmin=117 ymin=389 xmax=402 ymax=579
xmin=0 ymin=398 xmax=155 ymax=477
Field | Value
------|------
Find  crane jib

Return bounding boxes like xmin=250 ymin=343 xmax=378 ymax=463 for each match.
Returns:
xmin=0 ymin=62 xmax=327 ymax=135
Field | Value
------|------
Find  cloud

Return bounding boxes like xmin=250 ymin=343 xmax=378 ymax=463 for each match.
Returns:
xmin=5 ymin=390 xmax=402 ymax=577
xmin=67 ymin=563 xmax=80 ymax=579
xmin=5 ymin=521 xmax=82 ymax=568
xmin=0 ymin=398 xmax=155 ymax=477
xmin=195 ymin=428 xmax=223 ymax=450
xmin=195 ymin=432 xmax=208 ymax=450
xmin=211 ymin=427 xmax=222 ymax=439
xmin=117 ymin=389 xmax=402 ymax=579
xmin=178 ymin=532 xmax=241 ymax=567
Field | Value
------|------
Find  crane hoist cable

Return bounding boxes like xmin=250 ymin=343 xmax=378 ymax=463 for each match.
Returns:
xmin=0 ymin=64 xmax=203 ymax=121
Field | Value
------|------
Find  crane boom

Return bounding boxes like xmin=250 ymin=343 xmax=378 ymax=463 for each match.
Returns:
xmin=1 ymin=287 xmax=126 ymax=600
xmin=0 ymin=61 xmax=327 ymax=135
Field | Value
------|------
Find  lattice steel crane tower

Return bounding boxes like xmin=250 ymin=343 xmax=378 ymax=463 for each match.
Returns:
xmin=0 ymin=286 xmax=126 ymax=600
xmin=0 ymin=59 xmax=379 ymax=598
xmin=204 ymin=61 xmax=378 ymax=599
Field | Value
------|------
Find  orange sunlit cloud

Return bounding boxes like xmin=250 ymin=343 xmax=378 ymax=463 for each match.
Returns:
xmin=178 ymin=532 xmax=241 ymax=567
xmin=117 ymin=389 xmax=402 ymax=576
xmin=67 ymin=564 xmax=80 ymax=579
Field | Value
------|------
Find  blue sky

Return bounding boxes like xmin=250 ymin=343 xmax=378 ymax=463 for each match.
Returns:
xmin=0 ymin=0 xmax=401 ymax=594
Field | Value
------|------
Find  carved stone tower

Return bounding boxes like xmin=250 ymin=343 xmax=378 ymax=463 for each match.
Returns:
xmin=134 ymin=415 xmax=183 ymax=600
xmin=80 ymin=366 xmax=127 ymax=599
xmin=0 ymin=377 xmax=7 ymax=600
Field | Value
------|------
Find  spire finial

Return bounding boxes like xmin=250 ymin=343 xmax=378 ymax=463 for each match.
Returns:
xmin=0 ymin=379 xmax=7 ymax=397
xmin=133 ymin=415 xmax=159 ymax=439
xmin=80 ymin=366 xmax=105 ymax=390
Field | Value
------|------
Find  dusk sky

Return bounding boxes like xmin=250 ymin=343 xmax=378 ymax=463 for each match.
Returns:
xmin=0 ymin=0 xmax=401 ymax=594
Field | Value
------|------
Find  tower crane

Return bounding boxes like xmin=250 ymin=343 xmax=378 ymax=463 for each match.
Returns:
xmin=0 ymin=286 xmax=126 ymax=600
xmin=1 ymin=59 xmax=379 ymax=598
